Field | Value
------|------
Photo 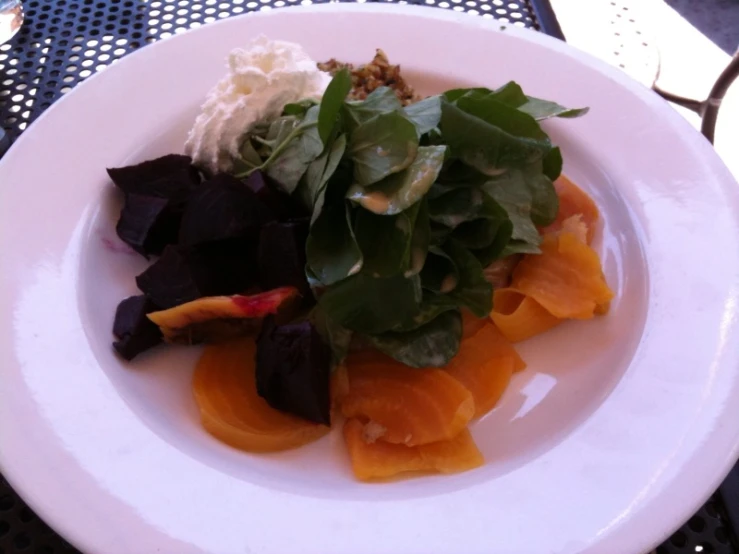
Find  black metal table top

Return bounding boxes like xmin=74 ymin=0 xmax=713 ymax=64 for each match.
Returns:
xmin=0 ymin=1 xmax=737 ymax=553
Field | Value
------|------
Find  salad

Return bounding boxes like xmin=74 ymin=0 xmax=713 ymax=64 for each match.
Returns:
xmin=109 ymin=37 xmax=613 ymax=481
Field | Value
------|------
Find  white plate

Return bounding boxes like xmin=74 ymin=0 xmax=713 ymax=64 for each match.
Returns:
xmin=2 ymin=5 xmax=739 ymax=554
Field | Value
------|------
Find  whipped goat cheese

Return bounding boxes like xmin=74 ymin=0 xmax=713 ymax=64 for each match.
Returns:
xmin=185 ymin=36 xmax=331 ymax=173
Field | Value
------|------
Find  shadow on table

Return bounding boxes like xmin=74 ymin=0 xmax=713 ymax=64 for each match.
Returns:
xmin=664 ymin=0 xmax=739 ymax=54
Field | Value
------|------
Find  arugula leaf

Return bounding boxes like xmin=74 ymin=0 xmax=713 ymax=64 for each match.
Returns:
xmin=484 ymin=166 xmax=558 ymax=229
xmin=440 ymin=98 xmax=550 ymax=176
xmin=517 ymin=95 xmax=589 ymax=120
xmin=391 ymin=291 xmax=459 ymax=332
xmin=301 ymin=134 xmax=347 ymax=215
xmin=443 ymin=239 xmax=493 ymax=317
xmin=403 ymin=95 xmax=442 ymax=136
xmin=344 ymin=87 xmax=403 ymax=130
xmin=346 ymin=145 xmax=446 ymax=215
xmin=263 ymin=106 xmax=323 ymax=193
xmin=428 ymin=187 xmax=502 ymax=229
xmin=317 ymin=273 xmax=422 ymax=334
xmin=542 ymin=146 xmax=563 ymax=181
xmin=408 ymin=198 xmax=430 ymax=276
xmin=365 ymin=310 xmax=462 ymax=368
xmin=471 ymin=219 xmax=513 ymax=266
xmin=452 ymin=217 xmax=506 ymax=249
xmin=318 ymin=69 xmax=352 ymax=146
xmin=349 ymin=111 xmax=419 ymax=186
xmin=283 ymin=99 xmax=318 ymax=117
xmin=354 ymin=202 xmax=421 ymax=278
xmin=446 ymin=83 xmax=588 ymax=121
xmin=421 ymin=247 xmax=459 ymax=293
xmin=306 ymin=200 xmax=363 ymax=286
xmin=500 ymin=239 xmax=543 ymax=257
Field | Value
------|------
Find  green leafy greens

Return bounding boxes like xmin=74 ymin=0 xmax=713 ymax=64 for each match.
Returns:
xmin=228 ymin=80 xmax=587 ymax=367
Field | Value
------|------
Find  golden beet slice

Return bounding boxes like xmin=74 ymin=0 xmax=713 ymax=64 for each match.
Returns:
xmin=192 ymin=337 xmax=329 ymax=452
xmin=491 ymin=287 xmax=562 ymax=343
xmin=445 ymin=323 xmax=518 ymax=417
xmin=341 ymin=352 xmax=475 ymax=446
xmin=512 ymin=232 xmax=614 ymax=320
xmin=343 ymin=419 xmax=483 ymax=481
xmin=540 ymin=175 xmax=600 ymax=244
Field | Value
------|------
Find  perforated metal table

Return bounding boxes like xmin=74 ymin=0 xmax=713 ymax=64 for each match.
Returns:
xmin=0 ymin=1 xmax=737 ymax=553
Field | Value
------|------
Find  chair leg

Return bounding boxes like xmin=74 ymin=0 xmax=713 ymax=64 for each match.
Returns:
xmin=653 ymin=50 xmax=739 ymax=144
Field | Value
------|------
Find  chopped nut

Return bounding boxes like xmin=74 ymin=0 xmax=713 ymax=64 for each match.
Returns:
xmin=318 ymin=49 xmax=420 ymax=106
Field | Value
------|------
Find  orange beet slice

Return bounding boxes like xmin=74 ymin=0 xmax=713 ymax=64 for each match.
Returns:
xmin=445 ymin=323 xmax=519 ymax=416
xmin=193 ymin=337 xmax=329 ymax=452
xmin=342 ymin=353 xmax=475 ymax=446
xmin=512 ymin=232 xmax=614 ymax=320
xmin=540 ymin=175 xmax=600 ymax=244
xmin=491 ymin=287 xmax=562 ymax=343
xmin=343 ymin=419 xmax=483 ymax=481
xmin=462 ymin=309 xmax=489 ymax=339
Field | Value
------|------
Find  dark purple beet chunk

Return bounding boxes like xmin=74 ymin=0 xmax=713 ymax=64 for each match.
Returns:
xmin=115 ymin=193 xmax=181 ymax=257
xmin=112 ymin=295 xmax=163 ymax=360
xmin=258 ymin=219 xmax=311 ymax=300
xmin=136 ymin=239 xmax=257 ymax=309
xmin=256 ymin=316 xmax=332 ymax=425
xmin=243 ymin=171 xmax=308 ymax=221
xmin=178 ymin=173 xmax=275 ymax=246
xmin=107 ymin=154 xmax=200 ymax=195
xmin=110 ymin=155 xmax=201 ymax=257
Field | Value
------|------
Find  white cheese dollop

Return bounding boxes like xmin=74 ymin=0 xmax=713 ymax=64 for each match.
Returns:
xmin=185 ymin=35 xmax=331 ymax=173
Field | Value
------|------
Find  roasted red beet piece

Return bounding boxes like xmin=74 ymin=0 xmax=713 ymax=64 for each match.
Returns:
xmin=256 ymin=316 xmax=332 ymax=425
xmin=136 ymin=240 xmax=257 ymax=309
xmin=112 ymin=295 xmax=163 ymax=360
xmin=115 ymin=194 xmax=183 ymax=257
xmin=243 ymin=171 xmax=308 ymax=221
xmin=109 ymin=155 xmax=201 ymax=257
xmin=179 ymin=173 xmax=275 ymax=247
xmin=258 ymin=219 xmax=311 ymax=300
xmin=107 ymin=154 xmax=200 ymax=195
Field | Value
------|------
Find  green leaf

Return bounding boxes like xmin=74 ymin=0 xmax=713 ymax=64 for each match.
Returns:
xmin=518 ymin=96 xmax=589 ymax=120
xmin=318 ymin=68 xmax=352 ymax=146
xmin=346 ymin=145 xmax=446 ymax=215
xmin=391 ymin=292 xmax=459 ymax=332
xmin=428 ymin=187 xmax=503 ymax=229
xmin=484 ymin=172 xmax=542 ymax=247
xmin=471 ymin=219 xmax=513 ymax=266
xmin=263 ymin=106 xmax=323 ymax=193
xmin=484 ymin=166 xmax=558 ymax=230
xmin=421 ymin=247 xmax=459 ymax=293
xmin=542 ymin=146 xmax=563 ymax=181
xmin=306 ymin=200 xmax=363 ymax=286
xmin=300 ymin=134 xmax=347 ymax=214
xmin=500 ymin=239 xmax=543 ymax=257
xmin=283 ymin=99 xmax=318 ymax=117
xmin=443 ymin=239 xmax=493 ymax=317
xmin=452 ymin=217 xmax=506 ymax=249
xmin=365 ymin=310 xmax=462 ymax=368
xmin=440 ymin=97 xmax=552 ymax=176
xmin=408 ymin=198 xmax=430 ymax=276
xmin=354 ymin=201 xmax=422 ymax=278
xmin=349 ymin=111 xmax=419 ymax=186
xmin=344 ymin=87 xmax=403 ymax=130
xmin=403 ymin=95 xmax=442 ymax=136
xmin=446 ymin=83 xmax=588 ymax=121
xmin=312 ymin=305 xmax=353 ymax=366
xmin=317 ymin=273 xmax=422 ymax=334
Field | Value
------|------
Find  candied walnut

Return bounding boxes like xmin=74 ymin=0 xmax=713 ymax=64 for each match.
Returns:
xmin=318 ymin=49 xmax=419 ymax=106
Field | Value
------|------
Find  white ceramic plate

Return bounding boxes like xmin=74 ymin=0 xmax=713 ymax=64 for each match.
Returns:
xmin=2 ymin=5 xmax=739 ymax=553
